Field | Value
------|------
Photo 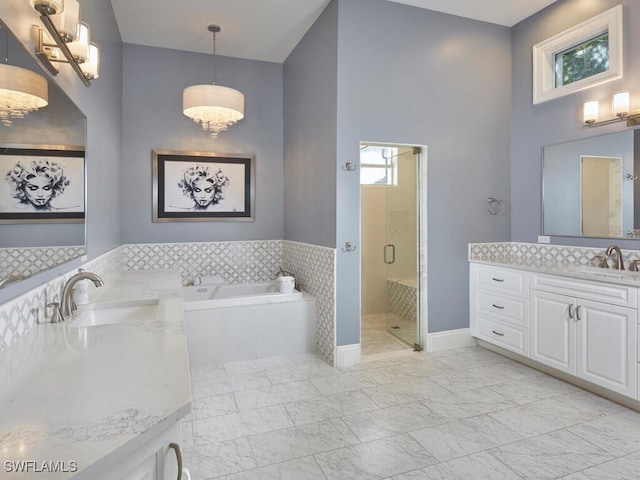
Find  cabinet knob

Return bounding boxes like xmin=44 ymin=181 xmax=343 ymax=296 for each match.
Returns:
xmin=492 ymin=330 xmax=505 ymax=337
xmin=568 ymin=304 xmax=575 ymax=319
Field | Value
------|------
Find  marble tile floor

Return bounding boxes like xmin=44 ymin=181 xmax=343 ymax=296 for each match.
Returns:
xmin=361 ymin=313 xmax=414 ymax=357
xmin=182 ymin=346 xmax=640 ymax=479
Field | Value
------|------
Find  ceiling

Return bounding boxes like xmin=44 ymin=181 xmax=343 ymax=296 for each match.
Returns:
xmin=110 ymin=0 xmax=558 ymax=63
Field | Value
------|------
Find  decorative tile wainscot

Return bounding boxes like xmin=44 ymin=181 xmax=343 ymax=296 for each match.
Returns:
xmin=1 ymin=240 xmax=337 ymax=365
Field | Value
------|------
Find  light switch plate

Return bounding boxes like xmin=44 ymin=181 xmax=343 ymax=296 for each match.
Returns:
xmin=538 ymin=235 xmax=550 ymax=244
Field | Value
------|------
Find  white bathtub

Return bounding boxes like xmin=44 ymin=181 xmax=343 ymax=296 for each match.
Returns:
xmin=182 ymin=280 xmax=315 ymax=366
xmin=183 ymin=280 xmax=302 ymax=311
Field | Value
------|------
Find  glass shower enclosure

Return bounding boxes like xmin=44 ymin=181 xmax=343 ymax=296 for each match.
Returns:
xmin=360 ymin=143 xmax=420 ymax=350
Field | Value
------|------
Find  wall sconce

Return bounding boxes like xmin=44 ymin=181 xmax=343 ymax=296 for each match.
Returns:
xmin=30 ymin=0 xmax=99 ymax=87
xmin=583 ymin=92 xmax=640 ymax=127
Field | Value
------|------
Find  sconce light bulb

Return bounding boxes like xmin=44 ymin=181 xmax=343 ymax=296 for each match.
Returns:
xmin=583 ymin=100 xmax=599 ymax=125
xmin=613 ymin=91 xmax=630 ymax=118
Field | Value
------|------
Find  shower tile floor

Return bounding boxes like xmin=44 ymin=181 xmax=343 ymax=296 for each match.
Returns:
xmin=182 ymin=345 xmax=640 ymax=479
xmin=361 ymin=313 xmax=415 ymax=357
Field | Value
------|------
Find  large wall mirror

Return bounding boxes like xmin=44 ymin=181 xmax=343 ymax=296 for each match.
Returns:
xmin=0 ymin=21 xmax=86 ymax=288
xmin=542 ymin=129 xmax=639 ymax=239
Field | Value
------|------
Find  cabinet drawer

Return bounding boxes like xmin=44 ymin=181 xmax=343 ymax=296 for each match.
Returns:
xmin=531 ymin=273 xmax=637 ymax=308
xmin=476 ymin=315 xmax=529 ymax=356
xmin=472 ymin=264 xmax=528 ymax=298
xmin=474 ymin=289 xmax=529 ymax=327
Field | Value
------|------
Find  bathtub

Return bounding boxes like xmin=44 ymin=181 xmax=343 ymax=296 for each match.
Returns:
xmin=183 ymin=280 xmax=303 ymax=311
xmin=182 ymin=280 xmax=316 ymax=366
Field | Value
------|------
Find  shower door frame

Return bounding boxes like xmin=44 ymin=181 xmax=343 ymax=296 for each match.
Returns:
xmin=359 ymin=141 xmax=428 ymax=352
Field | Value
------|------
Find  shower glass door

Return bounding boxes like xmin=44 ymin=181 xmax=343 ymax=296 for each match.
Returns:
xmin=383 ymin=146 xmax=420 ymax=347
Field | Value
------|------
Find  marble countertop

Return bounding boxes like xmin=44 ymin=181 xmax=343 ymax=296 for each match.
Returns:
xmin=470 ymin=256 xmax=640 ymax=287
xmin=0 ymin=270 xmax=192 ymax=479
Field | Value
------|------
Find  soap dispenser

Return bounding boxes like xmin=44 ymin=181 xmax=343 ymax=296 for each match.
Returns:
xmin=72 ymin=268 xmax=90 ymax=306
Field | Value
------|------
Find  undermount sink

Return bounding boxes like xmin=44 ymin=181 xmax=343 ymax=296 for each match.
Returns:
xmin=573 ymin=266 xmax=640 ymax=278
xmin=70 ymin=299 xmax=159 ymax=328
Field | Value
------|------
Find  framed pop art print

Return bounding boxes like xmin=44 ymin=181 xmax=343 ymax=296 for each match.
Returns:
xmin=0 ymin=145 xmax=85 ymax=224
xmin=152 ymin=150 xmax=255 ymax=222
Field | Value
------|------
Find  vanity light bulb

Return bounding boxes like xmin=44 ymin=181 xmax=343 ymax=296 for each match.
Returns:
xmin=51 ymin=0 xmax=80 ymax=42
xmin=68 ymin=23 xmax=90 ymax=63
xmin=583 ymin=100 xmax=599 ymax=124
xmin=80 ymin=43 xmax=99 ymax=80
xmin=613 ymin=92 xmax=630 ymax=117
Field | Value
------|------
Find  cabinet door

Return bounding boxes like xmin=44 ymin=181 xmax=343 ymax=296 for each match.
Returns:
xmin=121 ymin=453 xmax=158 ymax=480
xmin=530 ymin=290 xmax=576 ymax=375
xmin=576 ymin=300 xmax=637 ymax=397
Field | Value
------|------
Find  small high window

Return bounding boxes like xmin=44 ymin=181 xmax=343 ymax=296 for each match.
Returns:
xmin=555 ymin=33 xmax=609 ymax=88
xmin=360 ymin=146 xmax=397 ymax=186
xmin=532 ymin=5 xmax=622 ymax=104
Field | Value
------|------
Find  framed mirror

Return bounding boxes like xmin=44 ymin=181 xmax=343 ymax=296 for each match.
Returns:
xmin=0 ymin=21 xmax=86 ymax=288
xmin=542 ymin=129 xmax=638 ymax=239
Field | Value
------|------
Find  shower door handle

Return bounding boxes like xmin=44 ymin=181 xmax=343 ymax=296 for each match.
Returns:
xmin=384 ymin=244 xmax=396 ymax=264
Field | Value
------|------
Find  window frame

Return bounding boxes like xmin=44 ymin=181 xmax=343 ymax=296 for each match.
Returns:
xmin=532 ymin=5 xmax=623 ymax=105
xmin=360 ymin=146 xmax=398 ymax=186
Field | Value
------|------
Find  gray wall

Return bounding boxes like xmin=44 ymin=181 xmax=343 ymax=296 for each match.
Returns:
xmin=334 ymin=0 xmax=512 ymax=342
xmin=0 ymin=0 xmax=122 ymax=302
xmin=122 ymin=44 xmax=284 ymax=244
xmin=511 ymin=0 xmax=640 ymax=249
xmin=283 ymin=0 xmax=338 ymax=248
xmin=283 ymin=0 xmax=512 ymax=344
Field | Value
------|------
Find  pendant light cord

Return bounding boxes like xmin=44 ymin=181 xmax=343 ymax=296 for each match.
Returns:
xmin=212 ymin=30 xmax=216 ymax=86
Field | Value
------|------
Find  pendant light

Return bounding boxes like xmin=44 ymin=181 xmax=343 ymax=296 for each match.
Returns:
xmin=183 ymin=25 xmax=244 ymax=138
xmin=0 ymin=29 xmax=48 ymax=126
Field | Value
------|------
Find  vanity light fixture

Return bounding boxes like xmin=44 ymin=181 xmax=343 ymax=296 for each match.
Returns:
xmin=583 ymin=91 xmax=640 ymax=127
xmin=583 ymin=100 xmax=599 ymax=125
xmin=30 ymin=0 xmax=100 ymax=87
xmin=183 ymin=25 xmax=245 ymax=138
xmin=0 ymin=29 xmax=48 ymax=126
xmin=80 ymin=42 xmax=99 ymax=80
xmin=67 ymin=22 xmax=90 ymax=64
xmin=50 ymin=0 xmax=80 ymax=42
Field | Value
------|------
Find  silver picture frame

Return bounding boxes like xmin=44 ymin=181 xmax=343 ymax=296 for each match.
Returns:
xmin=152 ymin=149 xmax=255 ymax=222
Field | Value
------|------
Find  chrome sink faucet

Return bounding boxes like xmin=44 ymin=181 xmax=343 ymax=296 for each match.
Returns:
xmin=60 ymin=271 xmax=104 ymax=318
xmin=606 ymin=245 xmax=625 ymax=270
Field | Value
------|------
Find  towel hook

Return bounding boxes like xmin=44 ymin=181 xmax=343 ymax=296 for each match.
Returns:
xmin=487 ymin=197 xmax=502 ymax=215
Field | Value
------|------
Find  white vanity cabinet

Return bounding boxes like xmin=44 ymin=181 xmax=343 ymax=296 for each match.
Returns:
xmin=470 ymin=264 xmax=530 ymax=356
xmin=92 ymin=422 xmax=183 ymax=480
xmin=470 ymin=262 xmax=640 ymax=401
xmin=530 ymin=273 xmax=637 ymax=398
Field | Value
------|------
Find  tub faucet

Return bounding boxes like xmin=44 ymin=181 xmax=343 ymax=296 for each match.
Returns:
xmin=0 ymin=275 xmax=28 ymax=289
xmin=61 ymin=271 xmax=104 ymax=318
xmin=606 ymin=245 xmax=625 ymax=270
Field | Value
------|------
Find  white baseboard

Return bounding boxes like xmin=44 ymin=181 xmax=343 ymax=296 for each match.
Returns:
xmin=426 ymin=328 xmax=476 ymax=352
xmin=335 ymin=344 xmax=361 ymax=367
